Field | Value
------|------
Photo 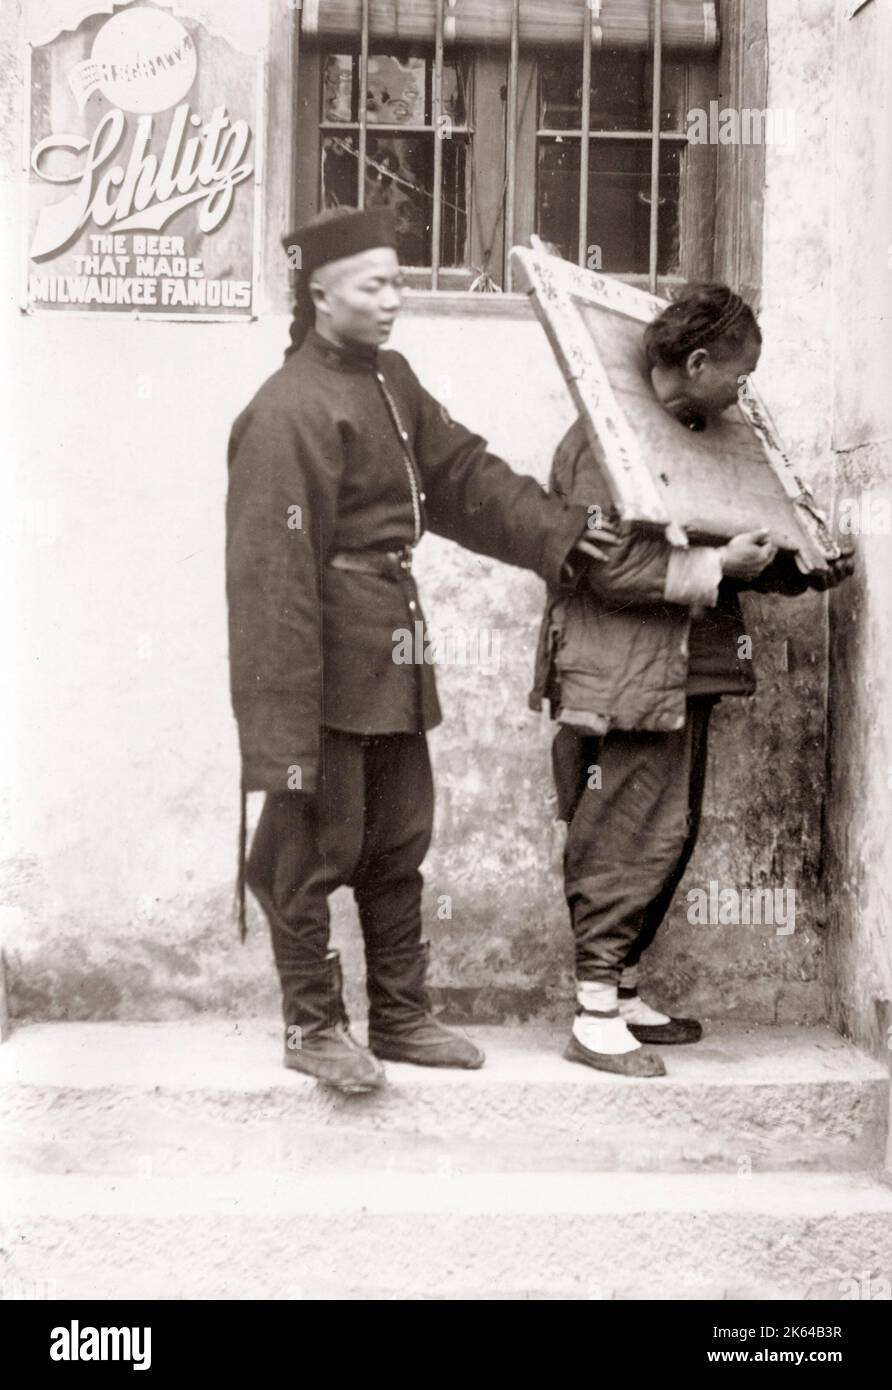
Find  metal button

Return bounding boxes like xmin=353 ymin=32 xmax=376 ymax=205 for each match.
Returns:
xmin=419 ymin=492 xmax=426 ymax=503
xmin=408 ymin=600 xmax=417 ymax=611
xmin=377 ymin=372 xmax=385 ymax=383
xmin=400 ymin=430 xmax=409 ymax=441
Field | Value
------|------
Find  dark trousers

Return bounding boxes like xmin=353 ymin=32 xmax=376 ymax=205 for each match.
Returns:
xmin=553 ymin=697 xmax=715 ymax=984
xmin=247 ymin=728 xmax=434 ymax=1027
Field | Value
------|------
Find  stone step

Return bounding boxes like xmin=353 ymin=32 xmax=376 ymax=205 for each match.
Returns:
xmin=3 ymin=1170 xmax=892 ymax=1300
xmin=1 ymin=1019 xmax=887 ymax=1175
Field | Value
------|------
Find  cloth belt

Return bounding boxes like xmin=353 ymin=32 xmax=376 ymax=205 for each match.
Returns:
xmin=328 ymin=546 xmax=414 ymax=578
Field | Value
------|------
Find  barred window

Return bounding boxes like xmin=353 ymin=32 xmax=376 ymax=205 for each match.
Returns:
xmin=318 ymin=49 xmax=472 ymax=269
xmin=293 ymin=1 xmax=721 ymax=291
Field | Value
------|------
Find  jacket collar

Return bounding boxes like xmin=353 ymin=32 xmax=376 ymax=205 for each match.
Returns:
xmin=303 ymin=327 xmax=379 ymax=371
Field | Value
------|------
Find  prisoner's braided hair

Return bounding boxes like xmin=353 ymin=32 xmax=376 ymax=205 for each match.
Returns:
xmin=643 ymin=283 xmax=760 ymax=368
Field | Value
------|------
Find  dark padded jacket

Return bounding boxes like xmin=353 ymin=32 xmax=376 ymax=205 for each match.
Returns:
xmin=227 ymin=330 xmax=591 ymax=794
xmin=529 ymin=418 xmax=813 ymax=735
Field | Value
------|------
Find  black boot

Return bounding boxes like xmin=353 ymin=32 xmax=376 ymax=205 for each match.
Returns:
xmin=366 ymin=940 xmax=484 ymax=1069
xmin=283 ymin=950 xmax=385 ymax=1093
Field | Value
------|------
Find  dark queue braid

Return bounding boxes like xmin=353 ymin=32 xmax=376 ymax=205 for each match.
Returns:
xmin=643 ymin=283 xmax=760 ymax=368
xmin=285 ymin=205 xmax=361 ymax=358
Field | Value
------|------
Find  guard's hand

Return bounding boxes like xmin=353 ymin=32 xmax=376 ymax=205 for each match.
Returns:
xmin=809 ymin=544 xmax=856 ymax=591
xmin=575 ymin=529 xmax=621 ymax=564
xmin=720 ymin=529 xmax=778 ymax=580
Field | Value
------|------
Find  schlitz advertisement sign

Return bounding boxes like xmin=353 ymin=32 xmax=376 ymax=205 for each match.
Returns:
xmin=23 ymin=0 xmax=265 ymax=317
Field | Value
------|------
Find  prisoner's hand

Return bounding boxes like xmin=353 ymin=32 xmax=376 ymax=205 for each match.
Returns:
xmin=720 ymin=529 xmax=778 ymax=580
xmin=809 ymin=544 xmax=856 ymax=591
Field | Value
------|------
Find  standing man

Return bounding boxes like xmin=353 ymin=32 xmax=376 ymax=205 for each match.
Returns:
xmin=530 ymin=284 xmax=854 ymax=1077
xmin=226 ymin=207 xmax=611 ymax=1093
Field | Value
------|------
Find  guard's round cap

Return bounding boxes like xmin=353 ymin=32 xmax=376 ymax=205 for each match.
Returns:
xmin=281 ymin=206 xmax=398 ymax=277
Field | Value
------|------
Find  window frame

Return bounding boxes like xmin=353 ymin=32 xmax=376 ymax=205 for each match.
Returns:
xmin=270 ymin=0 xmax=764 ymax=310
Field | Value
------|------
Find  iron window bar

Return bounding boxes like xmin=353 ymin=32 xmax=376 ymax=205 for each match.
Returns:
xmin=503 ymin=0 xmax=521 ymax=289
xmin=357 ymin=0 xmax=370 ymax=208
xmin=648 ymin=0 xmax=663 ymax=291
xmin=577 ymin=0 xmax=592 ymax=266
xmin=431 ymin=0 xmax=445 ymax=287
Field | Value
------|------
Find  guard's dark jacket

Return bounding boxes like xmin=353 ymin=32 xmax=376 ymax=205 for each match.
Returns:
xmin=226 ymin=328 xmax=590 ymax=794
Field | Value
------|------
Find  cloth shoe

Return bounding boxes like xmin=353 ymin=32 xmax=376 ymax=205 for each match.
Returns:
xmin=564 ymin=1006 xmax=666 ymax=1077
xmin=619 ymin=987 xmax=703 ymax=1045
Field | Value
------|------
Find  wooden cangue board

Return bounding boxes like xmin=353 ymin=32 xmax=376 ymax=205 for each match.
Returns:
xmin=511 ymin=243 xmax=839 ymax=573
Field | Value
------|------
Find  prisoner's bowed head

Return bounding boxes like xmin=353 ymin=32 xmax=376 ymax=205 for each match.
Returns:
xmin=643 ymin=283 xmax=760 ymax=368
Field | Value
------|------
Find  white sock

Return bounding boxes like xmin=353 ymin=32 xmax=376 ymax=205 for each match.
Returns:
xmin=574 ymin=981 xmax=640 ymax=1055
xmin=619 ymin=992 xmax=671 ymax=1026
xmin=577 ymin=980 xmax=618 ymax=1013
